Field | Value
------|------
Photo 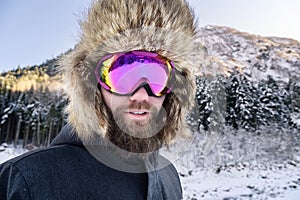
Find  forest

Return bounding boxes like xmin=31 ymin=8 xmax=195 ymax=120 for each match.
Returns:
xmin=0 ymin=61 xmax=66 ymax=148
xmin=0 ymin=63 xmax=299 ymax=149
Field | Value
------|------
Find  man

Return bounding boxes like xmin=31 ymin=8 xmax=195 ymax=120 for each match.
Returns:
xmin=0 ymin=0 xmax=202 ymax=199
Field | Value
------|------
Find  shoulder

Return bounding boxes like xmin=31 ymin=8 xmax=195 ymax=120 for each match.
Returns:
xmin=0 ymin=150 xmax=41 ymax=200
xmin=157 ymin=154 xmax=180 ymax=177
xmin=0 ymin=144 xmax=72 ymax=176
xmin=156 ymin=158 xmax=183 ymax=199
xmin=158 ymin=161 xmax=181 ymax=183
xmin=157 ymin=154 xmax=182 ymax=184
xmin=2 ymin=144 xmax=89 ymax=174
xmin=1 ymin=144 xmax=69 ymax=167
xmin=0 ymin=144 xmax=86 ymax=199
xmin=0 ymin=144 xmax=88 ymax=183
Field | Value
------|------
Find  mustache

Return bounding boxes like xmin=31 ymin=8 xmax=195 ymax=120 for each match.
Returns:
xmin=120 ymin=102 xmax=152 ymax=110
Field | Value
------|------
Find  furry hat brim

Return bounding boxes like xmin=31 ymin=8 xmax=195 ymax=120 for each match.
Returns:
xmin=59 ymin=0 xmax=204 ymax=142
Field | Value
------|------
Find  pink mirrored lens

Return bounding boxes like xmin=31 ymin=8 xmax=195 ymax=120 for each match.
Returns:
xmin=110 ymin=63 xmax=168 ymax=95
xmin=96 ymin=51 xmax=173 ymax=96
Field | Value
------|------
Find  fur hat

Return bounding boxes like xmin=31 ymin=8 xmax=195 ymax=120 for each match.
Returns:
xmin=59 ymin=0 xmax=203 ymax=143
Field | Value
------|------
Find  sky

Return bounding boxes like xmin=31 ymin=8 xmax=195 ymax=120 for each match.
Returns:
xmin=0 ymin=0 xmax=299 ymax=72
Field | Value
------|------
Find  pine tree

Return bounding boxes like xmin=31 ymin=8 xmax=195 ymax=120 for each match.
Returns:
xmin=235 ymin=75 xmax=258 ymax=130
xmin=287 ymin=80 xmax=300 ymax=128
xmin=258 ymin=76 xmax=283 ymax=127
xmin=208 ymin=75 xmax=226 ymax=132
xmin=195 ymin=77 xmax=211 ymax=131
xmin=225 ymin=74 xmax=239 ymax=129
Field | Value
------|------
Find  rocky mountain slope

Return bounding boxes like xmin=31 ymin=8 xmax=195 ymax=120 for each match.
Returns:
xmin=197 ymin=25 xmax=300 ymax=84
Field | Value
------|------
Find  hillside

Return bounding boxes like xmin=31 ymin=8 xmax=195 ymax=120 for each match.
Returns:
xmin=197 ymin=25 xmax=300 ymax=84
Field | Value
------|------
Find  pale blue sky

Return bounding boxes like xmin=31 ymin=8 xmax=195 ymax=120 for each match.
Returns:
xmin=0 ymin=0 xmax=299 ymax=72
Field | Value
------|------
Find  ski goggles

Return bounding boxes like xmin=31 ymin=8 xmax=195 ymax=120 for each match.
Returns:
xmin=95 ymin=50 xmax=175 ymax=97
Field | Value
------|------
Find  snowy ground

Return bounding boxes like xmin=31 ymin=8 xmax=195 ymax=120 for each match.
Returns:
xmin=1 ymin=127 xmax=300 ymax=200
xmin=174 ymin=127 xmax=300 ymax=199
xmin=179 ymin=162 xmax=300 ymax=200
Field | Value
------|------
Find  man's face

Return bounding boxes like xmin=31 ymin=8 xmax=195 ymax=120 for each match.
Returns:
xmin=101 ymin=86 xmax=166 ymax=142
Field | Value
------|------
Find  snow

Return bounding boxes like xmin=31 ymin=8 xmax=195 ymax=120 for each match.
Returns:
xmin=292 ymin=114 xmax=300 ymax=126
xmin=172 ymin=127 xmax=300 ymax=199
xmin=268 ymin=37 xmax=299 ymax=45
xmin=179 ymin=163 xmax=300 ymax=199
xmin=3 ymin=107 xmax=11 ymax=114
xmin=0 ymin=143 xmax=28 ymax=164
xmin=1 ymin=138 xmax=300 ymax=199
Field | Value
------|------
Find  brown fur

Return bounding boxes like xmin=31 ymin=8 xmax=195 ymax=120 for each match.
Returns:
xmin=59 ymin=0 xmax=203 ymax=143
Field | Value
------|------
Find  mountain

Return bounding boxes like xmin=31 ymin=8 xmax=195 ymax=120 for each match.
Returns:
xmin=197 ymin=25 xmax=300 ymax=84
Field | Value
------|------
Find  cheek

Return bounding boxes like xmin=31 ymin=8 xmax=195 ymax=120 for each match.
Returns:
xmin=101 ymin=88 xmax=127 ymax=112
xmin=151 ymin=95 xmax=166 ymax=109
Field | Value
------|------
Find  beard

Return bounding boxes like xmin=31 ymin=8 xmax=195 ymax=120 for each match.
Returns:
xmin=106 ymin=101 xmax=167 ymax=154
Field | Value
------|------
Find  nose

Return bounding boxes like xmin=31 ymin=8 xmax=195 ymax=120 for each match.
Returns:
xmin=129 ymin=86 xmax=149 ymax=102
